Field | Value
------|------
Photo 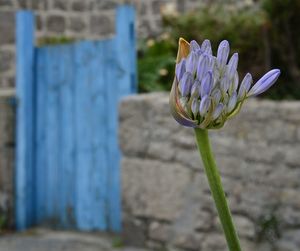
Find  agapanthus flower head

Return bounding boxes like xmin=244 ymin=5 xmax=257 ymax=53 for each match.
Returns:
xmin=170 ymin=38 xmax=281 ymax=129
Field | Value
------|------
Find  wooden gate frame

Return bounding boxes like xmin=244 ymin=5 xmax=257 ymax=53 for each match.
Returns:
xmin=15 ymin=5 xmax=136 ymax=231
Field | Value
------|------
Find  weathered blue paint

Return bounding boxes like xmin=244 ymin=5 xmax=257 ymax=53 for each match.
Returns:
xmin=15 ymin=5 xmax=137 ymax=231
xmin=116 ymin=5 xmax=137 ymax=95
xmin=15 ymin=11 xmax=35 ymax=230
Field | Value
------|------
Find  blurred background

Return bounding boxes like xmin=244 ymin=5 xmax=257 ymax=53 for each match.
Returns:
xmin=0 ymin=0 xmax=300 ymax=251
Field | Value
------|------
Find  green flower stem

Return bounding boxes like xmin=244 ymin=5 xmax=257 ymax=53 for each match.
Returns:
xmin=194 ymin=128 xmax=242 ymax=251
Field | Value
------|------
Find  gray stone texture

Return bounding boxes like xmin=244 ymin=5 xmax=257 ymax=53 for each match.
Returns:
xmin=0 ymin=228 xmax=151 ymax=251
xmin=119 ymin=93 xmax=300 ymax=251
xmin=0 ymin=97 xmax=15 ymax=228
xmin=46 ymin=15 xmax=66 ymax=33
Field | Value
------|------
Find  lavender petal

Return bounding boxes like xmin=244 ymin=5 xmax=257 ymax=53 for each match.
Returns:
xmin=238 ymin=73 xmax=252 ymax=100
xmin=220 ymin=75 xmax=230 ymax=93
xmin=186 ymin=51 xmax=198 ymax=74
xmin=190 ymin=40 xmax=201 ymax=52
xmin=191 ymin=79 xmax=201 ymax=97
xmin=175 ymin=59 xmax=186 ymax=81
xmin=229 ymin=72 xmax=239 ymax=94
xmin=179 ymin=72 xmax=193 ymax=96
xmin=191 ymin=98 xmax=199 ymax=116
xmin=227 ymin=92 xmax=237 ymax=113
xmin=199 ymin=95 xmax=211 ymax=116
xmin=212 ymin=103 xmax=224 ymax=120
xmin=200 ymin=71 xmax=213 ymax=98
xmin=211 ymin=89 xmax=222 ymax=104
xmin=248 ymin=69 xmax=281 ymax=96
xmin=226 ymin=53 xmax=239 ymax=79
xmin=201 ymin=39 xmax=212 ymax=55
xmin=197 ymin=54 xmax=209 ymax=81
xmin=217 ymin=40 xmax=230 ymax=67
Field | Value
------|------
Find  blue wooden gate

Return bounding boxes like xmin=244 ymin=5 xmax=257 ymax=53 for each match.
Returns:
xmin=15 ymin=5 xmax=136 ymax=231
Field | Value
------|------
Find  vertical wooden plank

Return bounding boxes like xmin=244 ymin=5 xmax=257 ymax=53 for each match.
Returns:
xmin=44 ymin=47 xmax=61 ymax=226
xmin=116 ymin=5 xmax=137 ymax=96
xmin=35 ymin=47 xmax=48 ymax=225
xmin=35 ymin=45 xmax=76 ymax=229
xmin=57 ymin=45 xmax=76 ymax=228
xmin=15 ymin=11 xmax=35 ymax=230
xmin=74 ymin=41 xmax=105 ymax=230
xmin=105 ymin=38 xmax=121 ymax=232
xmin=90 ymin=41 xmax=108 ymax=230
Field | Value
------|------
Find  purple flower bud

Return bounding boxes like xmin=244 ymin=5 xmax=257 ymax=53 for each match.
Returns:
xmin=201 ymin=39 xmax=212 ymax=55
xmin=238 ymin=73 xmax=252 ymax=100
xmin=179 ymin=72 xmax=193 ymax=96
xmin=191 ymin=98 xmax=199 ymax=116
xmin=227 ymin=92 xmax=237 ymax=113
xmin=211 ymin=89 xmax=221 ymax=104
xmin=212 ymin=103 xmax=224 ymax=120
xmin=199 ymin=95 xmax=211 ymax=116
xmin=190 ymin=40 xmax=201 ymax=52
xmin=220 ymin=75 xmax=230 ymax=93
xmin=191 ymin=79 xmax=201 ymax=97
xmin=226 ymin=53 xmax=238 ymax=78
xmin=217 ymin=40 xmax=230 ymax=67
xmin=175 ymin=59 xmax=186 ymax=82
xmin=197 ymin=54 xmax=209 ymax=81
xmin=201 ymin=71 xmax=213 ymax=98
xmin=248 ymin=69 xmax=281 ymax=96
xmin=186 ymin=51 xmax=198 ymax=74
xmin=170 ymin=37 xmax=281 ymax=130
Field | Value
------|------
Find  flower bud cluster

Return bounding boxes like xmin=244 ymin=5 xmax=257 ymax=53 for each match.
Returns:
xmin=170 ymin=38 xmax=280 ymax=129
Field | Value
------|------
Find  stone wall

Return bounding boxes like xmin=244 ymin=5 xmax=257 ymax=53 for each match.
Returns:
xmin=0 ymin=97 xmax=15 ymax=228
xmin=0 ymin=0 xmax=254 ymax=88
xmin=119 ymin=92 xmax=300 ymax=251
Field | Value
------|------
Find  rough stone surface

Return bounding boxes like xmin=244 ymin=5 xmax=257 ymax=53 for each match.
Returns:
xmin=120 ymin=93 xmax=300 ymax=251
xmin=0 ymin=228 xmax=151 ymax=251
xmin=0 ymin=97 xmax=15 ymax=228
xmin=0 ymin=11 xmax=15 ymax=45
xmin=90 ymin=14 xmax=114 ymax=37
xmin=46 ymin=15 xmax=66 ymax=33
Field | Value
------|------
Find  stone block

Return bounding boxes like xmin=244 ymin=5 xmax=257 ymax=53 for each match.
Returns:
xmin=149 ymin=221 xmax=171 ymax=242
xmin=16 ymin=0 xmax=29 ymax=8
xmin=68 ymin=17 xmax=86 ymax=32
xmin=201 ymin=233 xmax=227 ymax=251
xmin=90 ymin=14 xmax=114 ymax=36
xmin=234 ymin=215 xmax=255 ymax=238
xmin=122 ymin=157 xmax=192 ymax=221
xmin=0 ymin=0 xmax=13 ymax=7
xmin=72 ymin=1 xmax=86 ymax=11
xmin=46 ymin=15 xmax=66 ymax=33
xmin=30 ymin=0 xmax=48 ymax=10
xmin=122 ymin=218 xmax=147 ymax=246
xmin=53 ymin=0 xmax=67 ymax=10
xmin=0 ymin=49 xmax=14 ymax=73
xmin=0 ymin=11 xmax=15 ymax=45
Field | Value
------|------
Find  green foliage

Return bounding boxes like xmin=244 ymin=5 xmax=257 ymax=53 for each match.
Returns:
xmin=137 ymin=1 xmax=300 ymax=99
xmin=138 ymin=37 xmax=176 ymax=92
xmin=37 ymin=36 xmax=75 ymax=46
xmin=0 ymin=212 xmax=7 ymax=230
xmin=111 ymin=236 xmax=124 ymax=248
xmin=261 ymin=0 xmax=300 ymax=99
